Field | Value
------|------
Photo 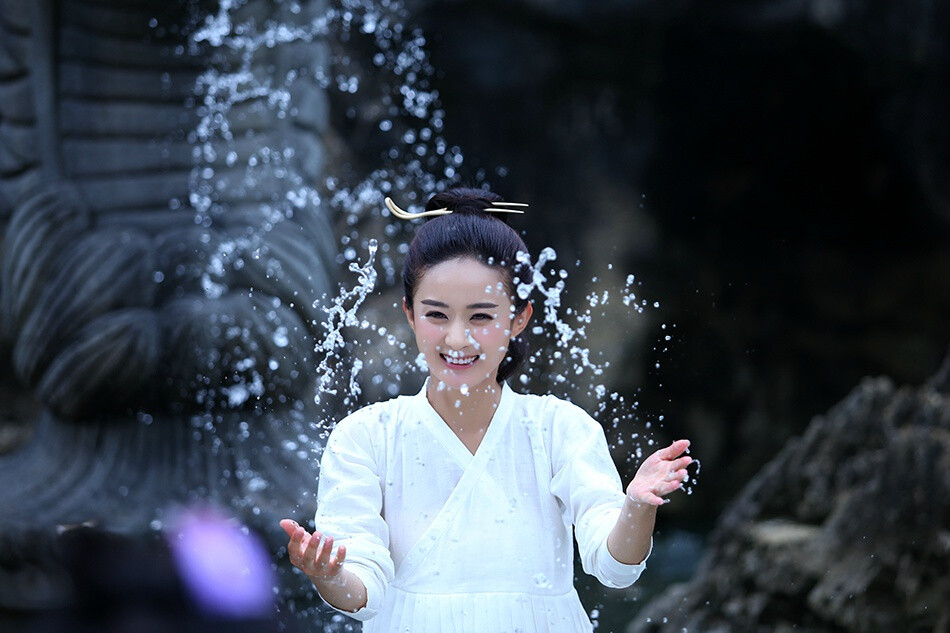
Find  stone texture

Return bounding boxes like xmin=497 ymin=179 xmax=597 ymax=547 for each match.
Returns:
xmin=628 ymin=356 xmax=950 ymax=633
xmin=0 ymin=2 xmax=335 ymax=629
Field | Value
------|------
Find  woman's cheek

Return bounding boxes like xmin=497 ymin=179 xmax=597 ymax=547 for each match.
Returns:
xmin=417 ymin=322 xmax=442 ymax=345
xmin=488 ymin=321 xmax=506 ymax=334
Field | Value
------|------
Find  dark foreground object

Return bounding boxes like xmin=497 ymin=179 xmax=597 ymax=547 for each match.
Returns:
xmin=630 ymin=355 xmax=950 ymax=633
xmin=13 ymin=521 xmax=292 ymax=633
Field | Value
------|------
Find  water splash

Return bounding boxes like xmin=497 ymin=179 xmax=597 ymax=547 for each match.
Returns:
xmin=512 ymin=247 xmax=674 ymax=452
xmin=176 ymin=0 xmax=462 ymax=421
xmin=312 ymin=238 xmax=383 ymax=409
xmin=174 ymin=0 xmax=697 ymax=501
xmin=314 ymin=237 xmax=675 ymax=462
xmin=176 ymin=0 xmax=687 ymax=433
xmin=184 ymin=0 xmax=458 ymax=276
xmin=174 ymin=3 xmax=695 ymax=628
xmin=322 ymin=0 xmax=467 ymax=284
xmin=188 ymin=0 xmax=326 ymax=229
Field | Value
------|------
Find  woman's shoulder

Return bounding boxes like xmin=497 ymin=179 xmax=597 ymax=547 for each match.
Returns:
xmin=507 ymin=387 xmax=600 ymax=433
xmin=507 ymin=388 xmax=606 ymax=467
xmin=508 ymin=385 xmax=589 ymax=413
xmin=331 ymin=390 xmax=421 ymax=434
xmin=334 ymin=396 xmax=394 ymax=426
xmin=321 ymin=398 xmax=398 ymax=462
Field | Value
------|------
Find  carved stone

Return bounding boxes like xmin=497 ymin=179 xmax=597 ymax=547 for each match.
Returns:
xmin=0 ymin=0 xmax=336 ymax=626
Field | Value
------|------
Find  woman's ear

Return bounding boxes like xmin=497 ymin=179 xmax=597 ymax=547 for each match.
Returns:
xmin=402 ymin=297 xmax=415 ymax=332
xmin=511 ymin=302 xmax=533 ymax=338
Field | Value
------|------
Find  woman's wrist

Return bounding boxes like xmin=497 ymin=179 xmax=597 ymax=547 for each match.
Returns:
xmin=622 ymin=494 xmax=660 ymax=518
xmin=310 ymin=567 xmax=347 ymax=587
xmin=608 ymin=496 xmax=657 ymax=565
xmin=624 ymin=492 xmax=647 ymax=505
xmin=310 ymin=568 xmax=368 ymax=613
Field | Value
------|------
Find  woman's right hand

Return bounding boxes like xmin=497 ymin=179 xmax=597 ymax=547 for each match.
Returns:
xmin=279 ymin=519 xmax=347 ymax=583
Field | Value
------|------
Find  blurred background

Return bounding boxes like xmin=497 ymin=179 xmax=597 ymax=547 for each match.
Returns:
xmin=379 ymin=1 xmax=950 ymax=626
xmin=388 ymin=0 xmax=950 ymax=520
xmin=1 ymin=0 xmax=947 ymax=631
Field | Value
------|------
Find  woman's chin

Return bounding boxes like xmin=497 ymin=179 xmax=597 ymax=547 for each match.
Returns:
xmin=431 ymin=365 xmax=495 ymax=392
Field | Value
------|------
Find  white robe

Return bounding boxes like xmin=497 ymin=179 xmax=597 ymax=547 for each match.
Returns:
xmin=314 ymin=381 xmax=648 ymax=632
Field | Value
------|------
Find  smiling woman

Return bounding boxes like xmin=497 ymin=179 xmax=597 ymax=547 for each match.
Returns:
xmin=280 ymin=188 xmax=694 ymax=633
xmin=405 ymin=257 xmax=533 ymax=394
xmin=402 ymin=236 xmax=533 ymax=455
xmin=400 ymin=188 xmax=535 ymax=386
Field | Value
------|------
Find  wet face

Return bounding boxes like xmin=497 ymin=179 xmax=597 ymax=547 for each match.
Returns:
xmin=404 ymin=257 xmax=532 ymax=392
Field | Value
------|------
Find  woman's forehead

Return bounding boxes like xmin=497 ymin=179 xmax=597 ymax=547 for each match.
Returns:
xmin=416 ymin=257 xmax=511 ymax=301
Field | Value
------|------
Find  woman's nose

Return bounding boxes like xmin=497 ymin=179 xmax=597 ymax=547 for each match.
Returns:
xmin=444 ymin=319 xmax=471 ymax=348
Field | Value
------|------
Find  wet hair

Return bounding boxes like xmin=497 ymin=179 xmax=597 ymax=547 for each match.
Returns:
xmin=402 ymin=187 xmax=531 ymax=383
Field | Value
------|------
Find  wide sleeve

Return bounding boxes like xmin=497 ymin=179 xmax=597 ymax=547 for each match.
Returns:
xmin=548 ymin=400 xmax=650 ymax=589
xmin=313 ymin=410 xmax=395 ymax=621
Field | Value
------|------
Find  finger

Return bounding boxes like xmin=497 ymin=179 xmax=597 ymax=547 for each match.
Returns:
xmin=321 ymin=535 xmax=335 ymax=567
xmin=660 ymin=439 xmax=691 ymax=459
xmin=326 ymin=541 xmax=346 ymax=573
xmin=302 ymin=530 xmax=324 ymax=564
xmin=667 ymin=455 xmax=693 ymax=471
xmin=654 ymin=479 xmax=684 ymax=496
xmin=662 ymin=465 xmax=690 ymax=482
xmin=289 ymin=525 xmax=308 ymax=553
xmin=636 ymin=493 xmax=666 ymax=506
xmin=279 ymin=519 xmax=299 ymax=538
xmin=298 ymin=531 xmax=319 ymax=566
xmin=287 ymin=528 xmax=311 ymax=567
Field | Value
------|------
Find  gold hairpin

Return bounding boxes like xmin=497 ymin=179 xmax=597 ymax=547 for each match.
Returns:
xmin=384 ymin=197 xmax=527 ymax=219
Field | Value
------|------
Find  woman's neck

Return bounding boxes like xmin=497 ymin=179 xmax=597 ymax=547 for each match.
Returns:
xmin=425 ymin=379 xmax=503 ymax=435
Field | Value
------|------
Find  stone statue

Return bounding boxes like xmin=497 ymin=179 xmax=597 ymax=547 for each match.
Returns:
xmin=0 ymin=0 xmax=336 ymax=624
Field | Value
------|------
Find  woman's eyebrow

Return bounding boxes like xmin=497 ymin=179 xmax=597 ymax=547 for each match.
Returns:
xmin=419 ymin=299 xmax=498 ymax=309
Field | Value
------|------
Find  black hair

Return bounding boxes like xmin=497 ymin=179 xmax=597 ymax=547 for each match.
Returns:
xmin=402 ymin=187 xmax=531 ymax=383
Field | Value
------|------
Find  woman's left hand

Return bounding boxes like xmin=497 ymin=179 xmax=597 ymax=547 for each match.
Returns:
xmin=626 ymin=439 xmax=693 ymax=506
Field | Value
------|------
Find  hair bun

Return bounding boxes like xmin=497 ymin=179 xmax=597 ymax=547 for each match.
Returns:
xmin=425 ymin=187 xmax=502 ymax=215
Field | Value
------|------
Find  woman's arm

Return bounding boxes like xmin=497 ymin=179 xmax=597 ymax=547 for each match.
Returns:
xmin=280 ymin=519 xmax=367 ymax=613
xmin=606 ymin=439 xmax=692 ymax=564
xmin=278 ymin=412 xmax=394 ymax=620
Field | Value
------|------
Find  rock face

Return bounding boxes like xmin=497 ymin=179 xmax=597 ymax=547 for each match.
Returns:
xmin=628 ymin=356 xmax=950 ymax=633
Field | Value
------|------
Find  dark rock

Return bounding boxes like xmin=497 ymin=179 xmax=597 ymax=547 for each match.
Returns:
xmin=628 ymin=363 xmax=950 ymax=633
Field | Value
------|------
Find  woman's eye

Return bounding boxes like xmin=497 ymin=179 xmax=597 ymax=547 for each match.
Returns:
xmin=424 ymin=311 xmax=446 ymax=319
xmin=471 ymin=313 xmax=494 ymax=321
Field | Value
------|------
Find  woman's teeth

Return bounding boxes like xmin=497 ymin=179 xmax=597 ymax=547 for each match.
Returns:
xmin=442 ymin=352 xmax=476 ymax=366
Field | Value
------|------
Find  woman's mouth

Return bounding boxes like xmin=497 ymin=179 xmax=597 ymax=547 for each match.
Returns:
xmin=441 ymin=351 xmax=478 ymax=367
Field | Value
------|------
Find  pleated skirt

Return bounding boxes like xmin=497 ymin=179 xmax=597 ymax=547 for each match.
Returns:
xmin=362 ymin=586 xmax=594 ymax=633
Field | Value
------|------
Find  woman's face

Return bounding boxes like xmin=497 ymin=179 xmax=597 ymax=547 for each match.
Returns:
xmin=403 ymin=257 xmax=532 ymax=392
